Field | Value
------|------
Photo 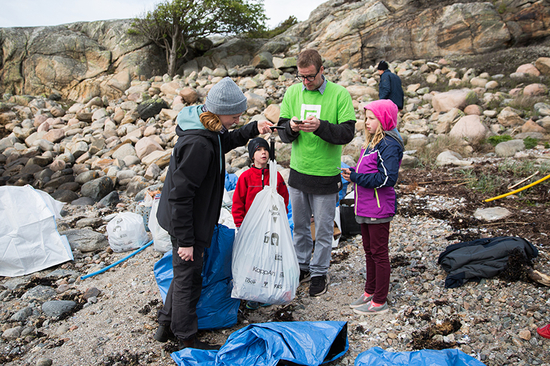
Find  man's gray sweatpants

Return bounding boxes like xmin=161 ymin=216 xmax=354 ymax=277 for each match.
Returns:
xmin=289 ymin=186 xmax=338 ymax=277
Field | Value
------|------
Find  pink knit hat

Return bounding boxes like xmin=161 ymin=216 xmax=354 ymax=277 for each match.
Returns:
xmin=364 ymin=100 xmax=398 ymax=131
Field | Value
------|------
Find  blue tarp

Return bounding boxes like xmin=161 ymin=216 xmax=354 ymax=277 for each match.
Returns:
xmin=153 ymin=224 xmax=240 ymax=330
xmin=355 ymin=347 xmax=486 ymax=366
xmin=172 ymin=321 xmax=348 ymax=366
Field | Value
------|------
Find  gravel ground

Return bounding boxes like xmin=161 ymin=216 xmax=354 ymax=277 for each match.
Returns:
xmin=2 ymin=182 xmax=550 ymax=366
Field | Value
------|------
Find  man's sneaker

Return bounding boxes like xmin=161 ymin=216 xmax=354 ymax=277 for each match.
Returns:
xmin=353 ymin=301 xmax=389 ymax=315
xmin=309 ymin=274 xmax=329 ymax=297
xmin=349 ymin=293 xmax=373 ymax=309
xmin=179 ymin=337 xmax=220 ymax=350
xmin=299 ymin=270 xmax=311 ymax=284
xmin=153 ymin=323 xmax=175 ymax=343
xmin=246 ymin=301 xmax=260 ymax=310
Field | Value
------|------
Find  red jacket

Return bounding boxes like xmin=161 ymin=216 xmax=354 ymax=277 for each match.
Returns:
xmin=232 ymin=166 xmax=289 ymax=227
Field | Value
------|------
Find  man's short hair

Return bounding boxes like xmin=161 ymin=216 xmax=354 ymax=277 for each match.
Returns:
xmin=297 ymin=49 xmax=323 ymax=71
xmin=377 ymin=60 xmax=389 ymax=70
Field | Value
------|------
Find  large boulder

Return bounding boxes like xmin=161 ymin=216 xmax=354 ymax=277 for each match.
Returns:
xmin=535 ymin=57 xmax=550 ymax=76
xmin=498 ymin=107 xmax=524 ymax=127
xmin=137 ymin=99 xmax=169 ymax=120
xmin=495 ymin=139 xmax=525 ymax=157
xmin=0 ymin=20 xmax=165 ymax=100
xmin=432 ymin=90 xmax=472 ymax=113
xmin=195 ymin=38 xmax=265 ymax=70
xmin=80 ymin=176 xmax=115 ymax=201
xmin=449 ymin=115 xmax=487 ymax=140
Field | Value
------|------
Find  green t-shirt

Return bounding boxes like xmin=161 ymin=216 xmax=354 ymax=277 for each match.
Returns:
xmin=279 ymin=81 xmax=355 ymax=177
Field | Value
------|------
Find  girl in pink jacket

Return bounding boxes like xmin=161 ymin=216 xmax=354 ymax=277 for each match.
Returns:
xmin=341 ymin=99 xmax=403 ymax=315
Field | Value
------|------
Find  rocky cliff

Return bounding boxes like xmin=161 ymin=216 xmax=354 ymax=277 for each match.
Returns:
xmin=1 ymin=0 xmax=549 ymax=101
xmin=260 ymin=0 xmax=550 ymax=68
xmin=0 ymin=20 xmax=165 ymax=101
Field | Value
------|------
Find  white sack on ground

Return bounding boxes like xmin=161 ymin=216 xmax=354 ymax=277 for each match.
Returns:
xmin=0 ymin=185 xmax=73 ymax=277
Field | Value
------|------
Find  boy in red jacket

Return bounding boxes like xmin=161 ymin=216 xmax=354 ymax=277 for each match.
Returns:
xmin=232 ymin=137 xmax=289 ymax=227
xmin=231 ymin=137 xmax=290 ymax=309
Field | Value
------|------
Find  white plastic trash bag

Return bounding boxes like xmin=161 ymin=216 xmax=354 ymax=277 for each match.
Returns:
xmin=0 ymin=185 xmax=73 ymax=277
xmin=219 ymin=189 xmax=236 ymax=229
xmin=231 ymin=160 xmax=299 ymax=305
xmin=148 ymin=195 xmax=172 ymax=253
xmin=106 ymin=212 xmax=149 ymax=252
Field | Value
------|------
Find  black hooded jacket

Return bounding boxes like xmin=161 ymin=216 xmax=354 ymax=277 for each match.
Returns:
xmin=156 ymin=105 xmax=259 ymax=248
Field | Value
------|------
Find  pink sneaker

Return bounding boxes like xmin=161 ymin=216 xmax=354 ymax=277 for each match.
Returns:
xmin=537 ymin=324 xmax=550 ymax=339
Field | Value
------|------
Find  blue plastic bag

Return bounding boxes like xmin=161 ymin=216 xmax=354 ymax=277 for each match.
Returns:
xmin=355 ymin=347 xmax=485 ymax=366
xmin=225 ymin=172 xmax=238 ymax=191
xmin=287 ymin=200 xmax=294 ymax=234
xmin=153 ymin=224 xmax=241 ymax=330
xmin=338 ymin=162 xmax=350 ymax=206
xmin=172 ymin=321 xmax=348 ymax=366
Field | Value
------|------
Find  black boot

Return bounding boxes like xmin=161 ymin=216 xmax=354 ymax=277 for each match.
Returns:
xmin=179 ymin=337 xmax=220 ymax=351
xmin=154 ymin=323 xmax=175 ymax=343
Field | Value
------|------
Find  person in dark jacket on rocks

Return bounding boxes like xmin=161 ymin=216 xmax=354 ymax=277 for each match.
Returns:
xmin=377 ymin=60 xmax=404 ymax=110
xmin=153 ymin=77 xmax=273 ymax=350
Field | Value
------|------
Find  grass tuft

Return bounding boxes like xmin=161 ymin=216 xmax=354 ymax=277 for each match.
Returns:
xmin=416 ymin=135 xmax=468 ymax=167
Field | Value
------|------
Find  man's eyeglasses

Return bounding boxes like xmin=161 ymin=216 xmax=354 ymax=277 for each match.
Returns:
xmin=296 ymin=68 xmax=320 ymax=82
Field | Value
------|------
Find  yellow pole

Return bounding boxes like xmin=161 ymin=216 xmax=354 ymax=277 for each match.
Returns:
xmin=484 ymin=173 xmax=550 ymax=202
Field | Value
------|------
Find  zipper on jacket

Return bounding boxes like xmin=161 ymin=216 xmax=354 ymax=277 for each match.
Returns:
xmin=354 ymin=184 xmax=358 ymax=215
xmin=354 ymin=152 xmax=366 ymax=216
xmin=374 ymin=188 xmax=380 ymax=208
xmin=217 ymin=135 xmax=222 ymax=173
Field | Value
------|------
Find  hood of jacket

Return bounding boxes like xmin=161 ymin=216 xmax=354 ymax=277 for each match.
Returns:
xmin=385 ymin=129 xmax=405 ymax=151
xmin=176 ymin=105 xmax=207 ymax=135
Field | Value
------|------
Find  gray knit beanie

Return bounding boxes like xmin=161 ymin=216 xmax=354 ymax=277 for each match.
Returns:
xmin=205 ymin=77 xmax=248 ymax=115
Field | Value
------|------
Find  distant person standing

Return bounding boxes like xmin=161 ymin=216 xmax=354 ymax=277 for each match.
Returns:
xmin=377 ymin=60 xmax=404 ymax=110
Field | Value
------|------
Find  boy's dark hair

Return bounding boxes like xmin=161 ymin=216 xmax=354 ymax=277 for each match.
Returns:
xmin=297 ymin=49 xmax=323 ymax=71
xmin=248 ymin=137 xmax=270 ymax=161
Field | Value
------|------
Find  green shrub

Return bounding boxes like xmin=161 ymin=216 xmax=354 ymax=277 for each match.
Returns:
xmin=497 ymin=160 xmax=550 ymax=176
xmin=487 ymin=134 xmax=512 ymax=146
xmin=523 ymin=136 xmax=538 ymax=149
xmin=458 ymin=168 xmax=507 ymax=195
xmin=465 ymin=90 xmax=478 ymax=105
xmin=485 ymin=97 xmax=502 ymax=111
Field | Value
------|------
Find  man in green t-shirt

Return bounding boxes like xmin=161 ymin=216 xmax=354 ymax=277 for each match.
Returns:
xmin=277 ymin=49 xmax=356 ymax=297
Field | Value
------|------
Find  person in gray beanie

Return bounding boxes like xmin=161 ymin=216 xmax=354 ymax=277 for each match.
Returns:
xmin=205 ymin=77 xmax=248 ymax=115
xmin=154 ymin=77 xmax=273 ymax=351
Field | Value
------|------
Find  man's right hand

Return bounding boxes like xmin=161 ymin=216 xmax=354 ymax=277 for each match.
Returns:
xmin=178 ymin=246 xmax=194 ymax=261
xmin=290 ymin=117 xmax=301 ymax=132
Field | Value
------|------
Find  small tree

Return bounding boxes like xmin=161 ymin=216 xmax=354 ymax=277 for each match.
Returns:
xmin=130 ymin=0 xmax=267 ymax=77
